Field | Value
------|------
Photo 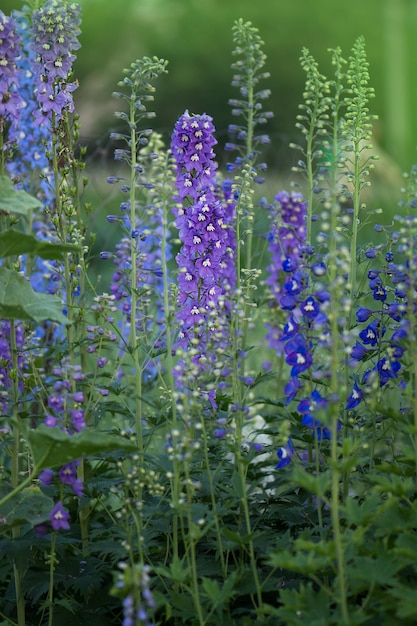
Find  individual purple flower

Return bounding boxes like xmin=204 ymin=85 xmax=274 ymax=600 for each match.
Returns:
xmin=50 ymin=501 xmax=70 ymax=530
xmin=0 ymin=10 xmax=23 ymax=127
xmin=39 ymin=468 xmax=55 ymax=486
xmin=59 ymin=462 xmax=84 ymax=497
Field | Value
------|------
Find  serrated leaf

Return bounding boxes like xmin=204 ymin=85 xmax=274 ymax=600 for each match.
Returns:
xmin=0 ymin=229 xmax=78 ymax=260
xmin=0 ymin=487 xmax=54 ymax=527
xmin=0 ymin=175 xmax=42 ymax=215
xmin=389 ymin=585 xmax=417 ymax=618
xmin=202 ymin=577 xmax=220 ymax=602
xmin=0 ymin=267 xmax=69 ymax=324
xmin=27 ymin=425 xmax=137 ymax=471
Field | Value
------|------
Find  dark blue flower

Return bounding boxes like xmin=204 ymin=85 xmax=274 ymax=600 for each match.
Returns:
xmin=284 ymin=335 xmax=313 ymax=376
xmin=359 ymin=319 xmax=385 ymax=346
xmin=276 ymin=439 xmax=295 ymax=469
xmin=350 ymin=341 xmax=369 ymax=361
xmin=356 ymin=307 xmax=373 ymax=323
xmin=301 ymin=414 xmax=333 ymax=440
xmin=346 ymin=382 xmax=363 ymax=409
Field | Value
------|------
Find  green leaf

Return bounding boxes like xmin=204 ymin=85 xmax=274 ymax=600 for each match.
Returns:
xmin=202 ymin=577 xmax=220 ymax=603
xmin=27 ymin=425 xmax=137 ymax=471
xmin=0 ymin=486 xmax=54 ymax=528
xmin=0 ymin=229 xmax=78 ymax=260
xmin=0 ymin=267 xmax=69 ymax=324
xmin=0 ymin=175 xmax=42 ymax=215
xmin=389 ymin=585 xmax=417 ymax=618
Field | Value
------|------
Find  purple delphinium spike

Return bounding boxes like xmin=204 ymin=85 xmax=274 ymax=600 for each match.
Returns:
xmin=30 ymin=0 xmax=81 ymax=125
xmin=0 ymin=10 xmax=23 ymax=130
xmin=171 ymin=111 xmax=236 ymax=405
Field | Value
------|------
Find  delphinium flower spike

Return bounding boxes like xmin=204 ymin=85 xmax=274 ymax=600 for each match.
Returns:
xmin=29 ymin=0 xmax=81 ymax=125
xmin=171 ymin=110 xmax=236 ymax=407
xmin=0 ymin=10 xmax=23 ymax=166
xmin=8 ymin=6 xmax=54 ymax=207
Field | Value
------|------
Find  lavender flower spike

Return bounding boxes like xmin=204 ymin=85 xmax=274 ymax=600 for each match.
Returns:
xmin=30 ymin=0 xmax=81 ymax=125
xmin=0 ymin=10 xmax=23 ymax=128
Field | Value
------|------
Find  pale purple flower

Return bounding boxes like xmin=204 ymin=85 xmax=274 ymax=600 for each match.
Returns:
xmin=50 ymin=501 xmax=70 ymax=530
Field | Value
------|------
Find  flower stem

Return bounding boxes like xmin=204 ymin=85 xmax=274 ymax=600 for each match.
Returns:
xmin=128 ymin=95 xmax=143 ymax=456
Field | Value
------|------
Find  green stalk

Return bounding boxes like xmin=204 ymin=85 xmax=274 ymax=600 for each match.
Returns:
xmin=184 ymin=465 xmax=205 ymax=626
xmin=305 ymin=119 xmax=316 ymax=245
xmin=47 ymin=533 xmax=57 ymax=626
xmin=127 ymin=96 xmax=143 ymax=456
xmin=330 ymin=419 xmax=349 ymax=625
xmin=200 ymin=418 xmax=227 ymax=577
xmin=236 ymin=451 xmax=263 ymax=610
xmin=63 ymin=116 xmax=91 ymax=554
xmin=9 ymin=320 xmax=26 ymax=626
xmin=348 ymin=136 xmax=361 ymax=312
xmin=160 ymin=154 xmax=180 ymax=561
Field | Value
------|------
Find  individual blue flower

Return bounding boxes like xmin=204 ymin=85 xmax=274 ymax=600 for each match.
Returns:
xmin=346 ymin=381 xmax=363 ymax=409
xmin=350 ymin=341 xmax=369 ymax=362
xmin=284 ymin=377 xmax=302 ymax=404
xmin=373 ymin=285 xmax=387 ymax=302
xmin=276 ymin=439 xmax=295 ymax=469
xmin=284 ymin=335 xmax=313 ymax=377
xmin=359 ymin=319 xmax=385 ymax=347
xmin=300 ymin=295 xmax=320 ymax=319
xmin=356 ymin=307 xmax=373 ymax=323
xmin=298 ymin=389 xmax=327 ymax=415
xmin=377 ymin=356 xmax=401 ymax=386
xmin=301 ymin=414 xmax=333 ymax=440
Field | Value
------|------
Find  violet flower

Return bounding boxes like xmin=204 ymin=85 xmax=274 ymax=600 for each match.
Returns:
xmin=50 ymin=501 xmax=70 ymax=530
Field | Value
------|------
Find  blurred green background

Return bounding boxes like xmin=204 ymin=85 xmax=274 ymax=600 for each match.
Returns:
xmin=4 ymin=0 xmax=417 ymax=171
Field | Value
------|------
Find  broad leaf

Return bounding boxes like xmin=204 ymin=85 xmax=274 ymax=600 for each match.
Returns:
xmin=27 ymin=425 xmax=137 ymax=471
xmin=0 ymin=175 xmax=42 ymax=215
xmin=0 ymin=487 xmax=54 ymax=528
xmin=0 ymin=229 xmax=78 ymax=260
xmin=0 ymin=267 xmax=69 ymax=324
